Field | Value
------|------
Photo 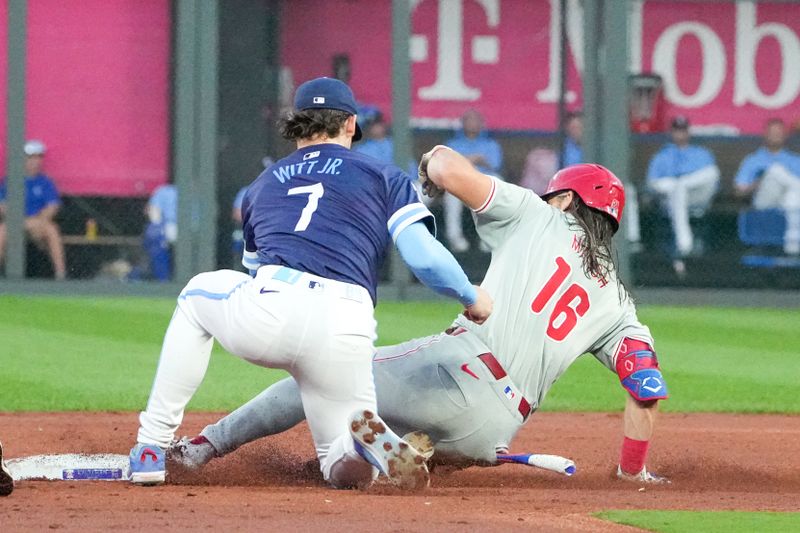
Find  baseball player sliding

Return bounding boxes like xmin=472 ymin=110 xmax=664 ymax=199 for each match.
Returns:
xmin=128 ymin=77 xmax=493 ymax=490
xmin=170 ymin=150 xmax=669 ymax=484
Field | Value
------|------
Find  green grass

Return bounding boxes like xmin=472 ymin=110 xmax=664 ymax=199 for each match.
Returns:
xmin=544 ymin=306 xmax=800 ymax=413
xmin=0 ymin=296 xmax=798 ymax=413
xmin=596 ymin=510 xmax=800 ymax=533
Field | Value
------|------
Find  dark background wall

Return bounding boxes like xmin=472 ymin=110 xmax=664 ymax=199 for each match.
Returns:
xmin=215 ymin=0 xmax=282 ymax=268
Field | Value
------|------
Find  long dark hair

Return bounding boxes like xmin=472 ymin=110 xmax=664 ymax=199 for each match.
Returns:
xmin=278 ymin=109 xmax=351 ymax=141
xmin=564 ymin=195 xmax=626 ymax=296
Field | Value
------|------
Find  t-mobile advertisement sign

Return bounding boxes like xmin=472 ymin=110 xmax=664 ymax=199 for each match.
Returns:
xmin=281 ymin=0 xmax=800 ymax=134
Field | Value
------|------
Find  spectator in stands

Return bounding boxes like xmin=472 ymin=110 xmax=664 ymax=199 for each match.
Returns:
xmin=143 ymin=183 xmax=177 ymax=281
xmin=734 ymin=118 xmax=800 ymax=256
xmin=230 ymin=156 xmax=273 ymax=268
xmin=647 ymin=116 xmax=720 ymax=275
xmin=355 ymin=112 xmax=393 ymax=164
xmin=519 ymin=147 xmax=558 ymax=196
xmin=332 ymin=53 xmax=381 ymax=127
xmin=519 ymin=111 xmax=583 ymax=197
xmin=445 ymin=109 xmax=503 ymax=252
xmin=0 ymin=140 xmax=66 ymax=279
xmin=561 ymin=111 xmax=583 ymax=168
xmin=231 ymin=185 xmax=248 ymax=269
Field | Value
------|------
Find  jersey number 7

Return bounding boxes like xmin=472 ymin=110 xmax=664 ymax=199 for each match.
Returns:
xmin=531 ymin=256 xmax=590 ymax=342
xmin=287 ymin=183 xmax=324 ymax=231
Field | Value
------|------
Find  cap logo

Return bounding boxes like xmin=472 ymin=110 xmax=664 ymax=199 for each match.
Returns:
xmin=313 ymin=96 xmax=325 ymax=104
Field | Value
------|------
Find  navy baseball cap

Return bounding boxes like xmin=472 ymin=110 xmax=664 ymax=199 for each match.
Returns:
xmin=294 ymin=77 xmax=362 ymax=141
xmin=671 ymin=115 xmax=690 ymax=130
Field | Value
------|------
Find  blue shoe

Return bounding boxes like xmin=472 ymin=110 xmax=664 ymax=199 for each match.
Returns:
xmin=128 ymin=443 xmax=166 ymax=485
xmin=0 ymin=440 xmax=14 ymax=496
xmin=349 ymin=409 xmax=429 ymax=490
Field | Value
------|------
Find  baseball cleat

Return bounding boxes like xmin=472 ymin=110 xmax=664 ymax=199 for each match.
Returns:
xmin=167 ymin=435 xmax=217 ymax=471
xmin=0 ymin=440 xmax=14 ymax=496
xmin=128 ymin=443 xmax=166 ymax=485
xmin=350 ymin=409 xmax=430 ymax=490
xmin=616 ymin=465 xmax=670 ymax=484
xmin=401 ymin=431 xmax=435 ymax=460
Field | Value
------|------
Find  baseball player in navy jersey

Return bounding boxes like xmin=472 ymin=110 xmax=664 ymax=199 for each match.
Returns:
xmin=128 ymin=77 xmax=493 ymax=490
xmin=169 ymin=150 xmax=669 ymax=484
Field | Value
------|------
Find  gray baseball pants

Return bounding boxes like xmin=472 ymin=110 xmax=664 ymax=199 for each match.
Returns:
xmin=201 ymin=330 xmax=531 ymax=465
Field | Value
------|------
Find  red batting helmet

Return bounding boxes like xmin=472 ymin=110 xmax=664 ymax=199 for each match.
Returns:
xmin=542 ymin=164 xmax=625 ymax=231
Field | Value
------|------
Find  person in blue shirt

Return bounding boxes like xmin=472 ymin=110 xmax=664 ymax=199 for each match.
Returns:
xmin=444 ymin=109 xmax=503 ymax=252
xmin=734 ymin=118 xmax=800 ymax=256
xmin=646 ymin=116 xmax=720 ymax=273
xmin=230 ymin=157 xmax=273 ymax=269
xmin=142 ymin=183 xmax=177 ymax=281
xmin=354 ymin=112 xmax=420 ymax=179
xmin=128 ymin=76 xmax=493 ymax=490
xmin=560 ymin=110 xmax=643 ymax=249
xmin=354 ymin=112 xmax=394 ymax=164
xmin=0 ymin=140 xmax=66 ymax=279
xmin=230 ymin=184 xmax=249 ymax=266
xmin=561 ymin=111 xmax=583 ymax=168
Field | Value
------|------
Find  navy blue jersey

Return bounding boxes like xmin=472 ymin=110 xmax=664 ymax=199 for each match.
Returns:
xmin=241 ymin=144 xmax=434 ymax=304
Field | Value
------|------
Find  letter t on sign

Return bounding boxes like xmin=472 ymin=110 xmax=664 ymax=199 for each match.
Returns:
xmin=413 ymin=0 xmax=501 ymax=101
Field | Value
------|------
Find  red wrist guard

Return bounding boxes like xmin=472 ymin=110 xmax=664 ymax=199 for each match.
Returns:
xmin=620 ymin=437 xmax=649 ymax=475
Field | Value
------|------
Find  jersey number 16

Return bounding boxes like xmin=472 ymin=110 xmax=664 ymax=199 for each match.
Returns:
xmin=531 ymin=256 xmax=590 ymax=342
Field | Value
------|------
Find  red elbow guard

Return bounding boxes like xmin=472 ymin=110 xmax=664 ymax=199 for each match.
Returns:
xmin=615 ymin=338 xmax=669 ymax=401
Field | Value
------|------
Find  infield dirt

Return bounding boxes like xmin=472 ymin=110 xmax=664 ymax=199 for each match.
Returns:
xmin=1 ymin=412 xmax=798 ymax=532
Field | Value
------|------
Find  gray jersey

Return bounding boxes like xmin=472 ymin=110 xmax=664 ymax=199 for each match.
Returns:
xmin=453 ymin=179 xmax=652 ymax=408
xmin=196 ymin=179 xmax=655 ymax=467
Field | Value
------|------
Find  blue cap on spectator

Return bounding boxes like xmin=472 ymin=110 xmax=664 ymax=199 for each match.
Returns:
xmin=294 ymin=77 xmax=362 ymax=141
xmin=24 ymin=139 xmax=46 ymax=156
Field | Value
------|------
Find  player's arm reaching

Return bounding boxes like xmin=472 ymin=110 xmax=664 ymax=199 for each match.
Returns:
xmin=385 ymin=157 xmax=492 ymax=323
xmin=418 ymin=145 xmax=493 ymax=209
xmin=418 ymin=145 xmax=547 ymax=253
xmin=395 ymin=221 xmax=492 ymax=323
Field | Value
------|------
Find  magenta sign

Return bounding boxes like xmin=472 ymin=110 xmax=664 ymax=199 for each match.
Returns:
xmin=280 ymin=0 xmax=800 ymax=134
xmin=0 ymin=0 xmax=170 ymax=197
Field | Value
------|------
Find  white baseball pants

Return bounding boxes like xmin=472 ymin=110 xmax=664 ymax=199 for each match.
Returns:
xmin=753 ymin=163 xmax=800 ymax=255
xmin=137 ymin=265 xmax=379 ymax=487
xmin=649 ymin=165 xmax=719 ymax=256
xmin=444 ymin=192 xmax=469 ymax=249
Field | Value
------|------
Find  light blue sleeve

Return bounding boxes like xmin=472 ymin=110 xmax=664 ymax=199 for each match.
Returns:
xmin=233 ymin=186 xmax=248 ymax=210
xmin=148 ymin=186 xmax=164 ymax=209
xmin=42 ymin=178 xmax=61 ymax=206
xmin=695 ymin=147 xmax=716 ymax=168
xmin=486 ymin=140 xmax=503 ymax=173
xmin=785 ymin=152 xmax=800 ymax=176
xmin=149 ymin=186 xmax=174 ymax=217
xmin=444 ymin=135 xmax=460 ymax=151
xmin=646 ymin=149 xmax=668 ymax=180
xmin=734 ymin=154 xmax=763 ymax=187
xmin=562 ymin=139 xmax=583 ymax=167
xmin=395 ymin=221 xmax=477 ymax=306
